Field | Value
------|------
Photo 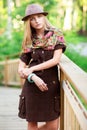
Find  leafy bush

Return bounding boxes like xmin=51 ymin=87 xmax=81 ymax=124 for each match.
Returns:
xmin=65 ymin=31 xmax=87 ymax=72
xmin=0 ymin=30 xmax=23 ymax=60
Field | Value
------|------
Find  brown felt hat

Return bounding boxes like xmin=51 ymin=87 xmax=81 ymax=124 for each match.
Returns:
xmin=22 ymin=4 xmax=48 ymax=21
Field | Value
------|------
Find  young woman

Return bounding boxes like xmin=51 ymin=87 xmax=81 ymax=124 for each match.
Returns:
xmin=18 ymin=3 xmax=66 ymax=130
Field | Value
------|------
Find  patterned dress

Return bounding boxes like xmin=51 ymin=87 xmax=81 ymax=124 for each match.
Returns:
xmin=18 ymin=28 xmax=66 ymax=122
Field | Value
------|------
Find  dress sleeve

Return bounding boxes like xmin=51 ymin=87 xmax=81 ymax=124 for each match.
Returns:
xmin=54 ymin=29 xmax=66 ymax=52
xmin=20 ymin=52 xmax=31 ymax=65
xmin=54 ymin=41 xmax=66 ymax=52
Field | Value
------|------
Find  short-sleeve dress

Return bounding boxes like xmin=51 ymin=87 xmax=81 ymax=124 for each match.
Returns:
xmin=18 ymin=28 xmax=66 ymax=122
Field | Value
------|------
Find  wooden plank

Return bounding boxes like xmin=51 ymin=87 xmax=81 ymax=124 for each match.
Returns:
xmin=0 ymin=58 xmax=21 ymax=86
xmin=65 ymin=96 xmax=68 ymax=130
xmin=0 ymin=87 xmax=27 ymax=130
xmin=75 ymin=119 xmax=80 ymax=130
xmin=66 ymin=97 xmax=71 ymax=130
xmin=4 ymin=59 xmax=9 ymax=86
xmin=71 ymin=105 xmax=76 ymax=130
xmin=60 ymin=70 xmax=64 ymax=130
xmin=64 ymin=94 xmax=67 ymax=130
xmin=63 ymin=81 xmax=87 ymax=130
xmin=0 ymin=59 xmax=19 ymax=65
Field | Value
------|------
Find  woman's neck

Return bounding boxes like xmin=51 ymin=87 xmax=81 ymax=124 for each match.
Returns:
xmin=36 ymin=28 xmax=45 ymax=38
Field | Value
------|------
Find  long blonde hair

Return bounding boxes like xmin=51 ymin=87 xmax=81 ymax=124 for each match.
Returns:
xmin=22 ymin=19 xmax=32 ymax=49
xmin=22 ymin=16 xmax=54 ymax=50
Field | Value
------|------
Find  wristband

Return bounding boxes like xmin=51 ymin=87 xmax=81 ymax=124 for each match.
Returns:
xmin=27 ymin=73 xmax=36 ymax=83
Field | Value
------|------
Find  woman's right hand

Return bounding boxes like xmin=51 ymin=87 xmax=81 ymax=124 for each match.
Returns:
xmin=18 ymin=68 xmax=25 ymax=78
xmin=31 ymin=75 xmax=48 ymax=92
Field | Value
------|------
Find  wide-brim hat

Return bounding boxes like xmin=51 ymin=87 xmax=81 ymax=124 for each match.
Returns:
xmin=22 ymin=4 xmax=48 ymax=21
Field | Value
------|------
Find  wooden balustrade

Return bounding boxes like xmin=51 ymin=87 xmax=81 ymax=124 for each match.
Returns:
xmin=59 ymin=54 xmax=87 ymax=130
xmin=0 ymin=54 xmax=87 ymax=130
xmin=0 ymin=59 xmax=23 ymax=86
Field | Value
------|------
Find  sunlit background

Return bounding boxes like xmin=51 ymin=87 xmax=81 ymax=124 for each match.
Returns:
xmin=0 ymin=0 xmax=87 ymax=72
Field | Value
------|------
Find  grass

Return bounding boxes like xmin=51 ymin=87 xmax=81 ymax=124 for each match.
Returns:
xmin=64 ymin=30 xmax=87 ymax=44
xmin=64 ymin=31 xmax=87 ymax=72
xmin=65 ymin=49 xmax=87 ymax=72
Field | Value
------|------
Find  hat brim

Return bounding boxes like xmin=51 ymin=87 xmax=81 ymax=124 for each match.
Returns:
xmin=22 ymin=12 xmax=48 ymax=21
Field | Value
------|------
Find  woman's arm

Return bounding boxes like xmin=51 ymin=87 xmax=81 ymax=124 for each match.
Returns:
xmin=32 ymin=49 xmax=62 ymax=71
xmin=18 ymin=59 xmax=27 ymax=78
xmin=18 ymin=59 xmax=49 ymax=91
xmin=22 ymin=49 xmax=62 ymax=76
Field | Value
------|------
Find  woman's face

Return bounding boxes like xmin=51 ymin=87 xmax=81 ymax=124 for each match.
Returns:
xmin=29 ymin=14 xmax=45 ymax=30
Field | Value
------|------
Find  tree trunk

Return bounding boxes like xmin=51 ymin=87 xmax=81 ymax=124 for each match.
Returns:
xmin=82 ymin=5 xmax=87 ymax=33
xmin=13 ymin=0 xmax=20 ymax=7
xmin=6 ymin=0 xmax=12 ymax=39
xmin=63 ymin=0 xmax=73 ymax=30
xmin=3 ymin=0 xmax=7 ymax=8
xmin=71 ymin=0 xmax=77 ymax=29
xmin=15 ymin=0 xmax=20 ymax=7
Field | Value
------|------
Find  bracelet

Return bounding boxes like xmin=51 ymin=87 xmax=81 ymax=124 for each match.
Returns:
xmin=27 ymin=73 xmax=36 ymax=83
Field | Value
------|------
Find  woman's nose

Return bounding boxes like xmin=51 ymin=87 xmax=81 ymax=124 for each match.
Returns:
xmin=35 ymin=17 xmax=39 ymax=23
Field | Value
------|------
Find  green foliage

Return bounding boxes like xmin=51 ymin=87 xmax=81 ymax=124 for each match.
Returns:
xmin=64 ymin=31 xmax=87 ymax=44
xmin=12 ymin=2 xmax=28 ymax=19
xmin=0 ymin=31 xmax=23 ymax=60
xmin=0 ymin=0 xmax=87 ymax=73
xmin=64 ymin=31 xmax=87 ymax=72
xmin=0 ymin=5 xmax=7 ymax=29
xmin=65 ymin=49 xmax=87 ymax=72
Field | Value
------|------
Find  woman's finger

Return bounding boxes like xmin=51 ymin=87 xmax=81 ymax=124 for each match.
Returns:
xmin=38 ymin=85 xmax=44 ymax=91
xmin=42 ymin=83 xmax=48 ymax=91
xmin=39 ymin=82 xmax=48 ymax=91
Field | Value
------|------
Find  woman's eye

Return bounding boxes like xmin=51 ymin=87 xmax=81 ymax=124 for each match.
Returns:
xmin=30 ymin=18 xmax=35 ymax=21
xmin=30 ymin=14 xmax=43 ymax=21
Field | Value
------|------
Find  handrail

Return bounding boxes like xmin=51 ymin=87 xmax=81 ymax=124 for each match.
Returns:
xmin=59 ymin=54 xmax=87 ymax=104
xmin=59 ymin=54 xmax=87 ymax=130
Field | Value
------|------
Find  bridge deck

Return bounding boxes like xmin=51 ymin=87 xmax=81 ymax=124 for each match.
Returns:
xmin=0 ymin=87 xmax=45 ymax=130
xmin=0 ymin=87 xmax=27 ymax=130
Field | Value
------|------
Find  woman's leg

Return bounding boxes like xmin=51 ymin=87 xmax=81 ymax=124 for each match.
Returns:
xmin=38 ymin=118 xmax=59 ymax=130
xmin=46 ymin=118 xmax=59 ymax=130
xmin=38 ymin=123 xmax=46 ymax=130
xmin=28 ymin=122 xmax=38 ymax=130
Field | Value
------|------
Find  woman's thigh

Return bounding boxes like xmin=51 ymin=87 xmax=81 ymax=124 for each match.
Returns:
xmin=46 ymin=118 xmax=59 ymax=130
xmin=28 ymin=122 xmax=38 ymax=130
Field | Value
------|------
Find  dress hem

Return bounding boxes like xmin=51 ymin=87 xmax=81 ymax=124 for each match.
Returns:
xmin=26 ymin=114 xmax=60 ymax=122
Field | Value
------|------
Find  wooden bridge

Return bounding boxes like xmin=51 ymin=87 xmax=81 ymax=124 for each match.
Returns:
xmin=0 ymin=54 xmax=87 ymax=130
xmin=0 ymin=87 xmax=27 ymax=130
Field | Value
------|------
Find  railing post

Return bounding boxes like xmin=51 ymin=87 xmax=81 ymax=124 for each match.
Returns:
xmin=4 ymin=58 xmax=9 ymax=86
xmin=60 ymin=69 xmax=65 ymax=130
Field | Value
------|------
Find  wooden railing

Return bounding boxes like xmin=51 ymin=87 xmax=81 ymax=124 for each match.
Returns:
xmin=0 ymin=59 xmax=23 ymax=86
xmin=59 ymin=55 xmax=87 ymax=130
xmin=0 ymin=54 xmax=87 ymax=130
